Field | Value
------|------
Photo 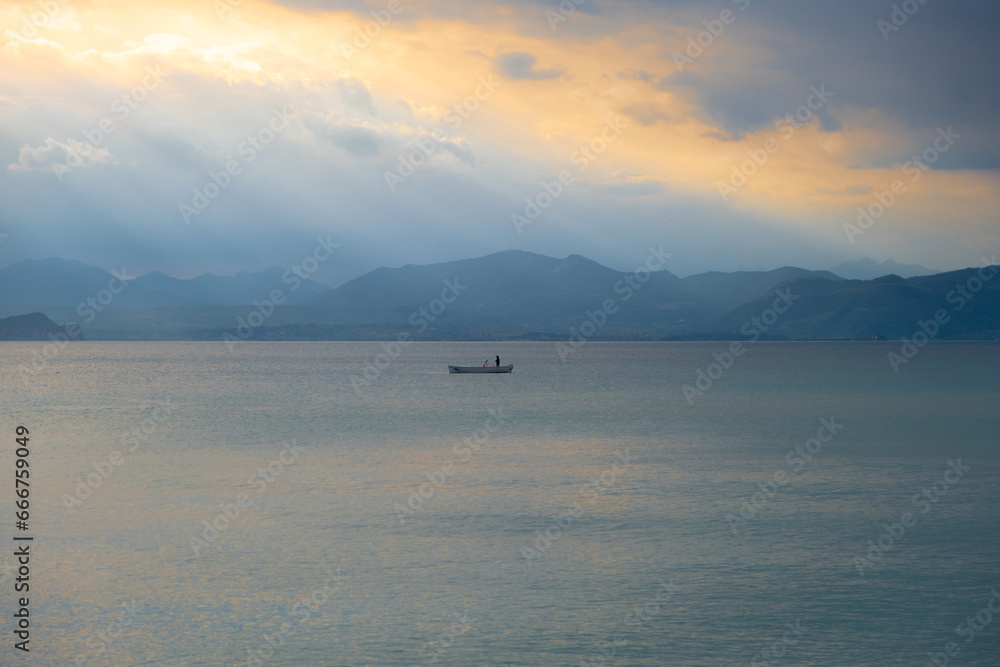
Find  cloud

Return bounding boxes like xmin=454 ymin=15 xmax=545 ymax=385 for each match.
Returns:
xmin=621 ymin=102 xmax=671 ymax=127
xmin=616 ymin=69 xmax=655 ymax=83
xmin=0 ymin=0 xmax=997 ymax=280
xmin=598 ymin=180 xmax=665 ymax=197
xmin=588 ymin=170 xmax=666 ymax=197
xmin=817 ymin=185 xmax=874 ymax=197
xmin=436 ymin=137 xmax=475 ymax=166
xmin=649 ymin=0 xmax=999 ymax=168
xmin=334 ymin=78 xmax=376 ymax=116
xmin=2 ymin=33 xmax=70 ymax=54
xmin=327 ymin=124 xmax=382 ymax=156
xmin=8 ymin=138 xmax=116 ymax=174
xmin=301 ymin=112 xmax=383 ymax=157
xmin=495 ymin=51 xmax=564 ymax=80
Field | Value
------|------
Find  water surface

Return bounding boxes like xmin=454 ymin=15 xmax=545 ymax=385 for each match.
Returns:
xmin=2 ymin=341 xmax=998 ymax=665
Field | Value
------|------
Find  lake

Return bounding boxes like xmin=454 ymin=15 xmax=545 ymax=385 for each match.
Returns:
xmin=2 ymin=341 xmax=998 ymax=665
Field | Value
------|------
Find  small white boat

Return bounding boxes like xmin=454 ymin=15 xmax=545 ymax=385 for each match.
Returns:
xmin=448 ymin=364 xmax=514 ymax=374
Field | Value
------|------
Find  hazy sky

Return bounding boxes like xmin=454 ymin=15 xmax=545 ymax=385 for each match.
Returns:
xmin=1 ymin=0 xmax=997 ymax=285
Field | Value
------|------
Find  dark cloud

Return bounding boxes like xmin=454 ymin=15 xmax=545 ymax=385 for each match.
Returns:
xmin=326 ymin=125 xmax=382 ymax=156
xmin=616 ymin=69 xmax=655 ymax=83
xmin=650 ymin=0 xmax=999 ymax=168
xmin=300 ymin=112 xmax=382 ymax=157
xmin=495 ymin=51 xmax=565 ymax=80
xmin=2 ymin=0 xmax=995 ymax=282
xmin=267 ymin=0 xmax=999 ymax=171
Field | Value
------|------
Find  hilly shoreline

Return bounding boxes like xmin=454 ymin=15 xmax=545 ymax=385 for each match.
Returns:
xmin=0 ymin=251 xmax=996 ymax=342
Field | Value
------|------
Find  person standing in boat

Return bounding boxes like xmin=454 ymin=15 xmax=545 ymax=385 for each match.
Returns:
xmin=496 ymin=355 xmax=500 ymax=367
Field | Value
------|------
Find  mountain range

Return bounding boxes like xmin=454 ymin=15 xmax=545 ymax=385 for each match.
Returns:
xmin=0 ymin=258 xmax=331 ymax=308
xmin=0 ymin=252 xmax=996 ymax=341
xmin=828 ymin=258 xmax=939 ymax=280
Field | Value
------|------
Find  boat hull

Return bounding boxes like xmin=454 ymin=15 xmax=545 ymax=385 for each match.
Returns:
xmin=448 ymin=364 xmax=514 ymax=374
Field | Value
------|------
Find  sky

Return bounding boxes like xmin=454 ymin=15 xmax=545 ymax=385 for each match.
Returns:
xmin=1 ymin=0 xmax=997 ymax=285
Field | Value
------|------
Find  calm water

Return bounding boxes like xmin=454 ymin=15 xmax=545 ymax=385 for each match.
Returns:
xmin=1 ymin=341 xmax=998 ymax=665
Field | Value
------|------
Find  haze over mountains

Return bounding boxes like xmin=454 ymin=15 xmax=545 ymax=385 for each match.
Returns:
xmin=828 ymin=259 xmax=939 ymax=281
xmin=0 ymin=252 xmax=996 ymax=341
xmin=0 ymin=259 xmax=331 ymax=308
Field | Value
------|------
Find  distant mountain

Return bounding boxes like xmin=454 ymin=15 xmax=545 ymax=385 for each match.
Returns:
xmin=0 ymin=312 xmax=74 ymax=340
xmin=682 ymin=267 xmax=842 ymax=312
xmin=713 ymin=268 xmax=1000 ymax=339
xmin=0 ymin=259 xmax=186 ymax=309
xmin=306 ymin=250 xmax=716 ymax=332
xmin=0 ymin=253 xmax=996 ymax=340
xmin=132 ymin=267 xmax=330 ymax=306
xmin=0 ymin=259 xmax=331 ymax=311
xmin=830 ymin=258 xmax=939 ymax=280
